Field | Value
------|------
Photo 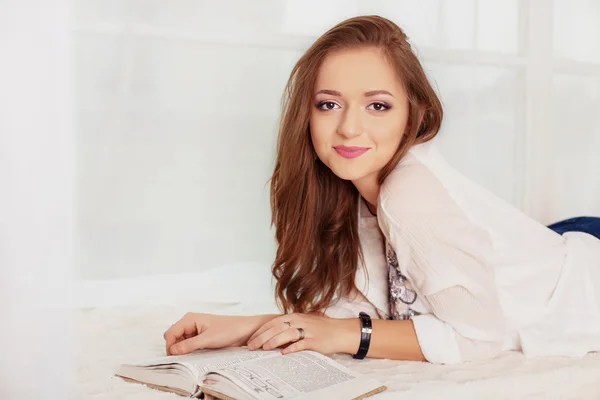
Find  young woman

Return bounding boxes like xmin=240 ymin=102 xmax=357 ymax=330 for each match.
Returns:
xmin=163 ymin=16 xmax=600 ymax=364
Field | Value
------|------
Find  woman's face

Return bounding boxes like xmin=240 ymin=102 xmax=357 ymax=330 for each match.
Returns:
xmin=309 ymin=46 xmax=409 ymax=183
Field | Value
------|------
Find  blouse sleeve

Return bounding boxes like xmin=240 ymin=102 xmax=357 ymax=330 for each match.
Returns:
xmin=378 ymin=163 xmax=506 ymax=364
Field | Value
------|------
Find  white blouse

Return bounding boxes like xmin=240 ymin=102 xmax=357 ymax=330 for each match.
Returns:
xmin=324 ymin=138 xmax=600 ymax=364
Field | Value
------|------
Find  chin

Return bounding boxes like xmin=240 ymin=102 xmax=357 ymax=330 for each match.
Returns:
xmin=327 ymin=164 xmax=370 ymax=181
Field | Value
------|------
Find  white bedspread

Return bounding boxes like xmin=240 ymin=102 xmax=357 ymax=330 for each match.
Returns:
xmin=76 ymin=302 xmax=600 ymax=399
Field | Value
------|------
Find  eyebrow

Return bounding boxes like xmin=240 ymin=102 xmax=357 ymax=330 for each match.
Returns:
xmin=365 ymin=90 xmax=395 ymax=98
xmin=314 ymin=89 xmax=395 ymax=98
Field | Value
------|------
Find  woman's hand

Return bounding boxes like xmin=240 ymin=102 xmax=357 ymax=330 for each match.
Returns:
xmin=163 ymin=313 xmax=277 ymax=356
xmin=247 ymin=313 xmax=361 ymax=356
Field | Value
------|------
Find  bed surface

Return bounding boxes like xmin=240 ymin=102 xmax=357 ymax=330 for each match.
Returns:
xmin=76 ymin=301 xmax=600 ymax=399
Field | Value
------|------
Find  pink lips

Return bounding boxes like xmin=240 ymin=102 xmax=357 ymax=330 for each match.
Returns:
xmin=333 ymin=145 xmax=370 ymax=159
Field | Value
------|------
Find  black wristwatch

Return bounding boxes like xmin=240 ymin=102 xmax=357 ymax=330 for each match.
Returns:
xmin=353 ymin=312 xmax=372 ymax=359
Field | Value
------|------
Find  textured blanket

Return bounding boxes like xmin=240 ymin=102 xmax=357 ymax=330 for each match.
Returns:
xmin=76 ymin=302 xmax=600 ymax=399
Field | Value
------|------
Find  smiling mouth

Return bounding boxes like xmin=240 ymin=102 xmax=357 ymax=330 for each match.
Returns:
xmin=333 ymin=146 xmax=370 ymax=159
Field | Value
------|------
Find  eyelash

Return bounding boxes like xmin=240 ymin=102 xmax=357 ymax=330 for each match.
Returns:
xmin=367 ymin=102 xmax=392 ymax=112
xmin=315 ymin=101 xmax=392 ymax=112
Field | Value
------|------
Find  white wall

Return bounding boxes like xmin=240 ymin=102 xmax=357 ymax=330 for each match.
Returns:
xmin=0 ymin=1 xmax=73 ymax=398
xmin=69 ymin=0 xmax=600 ymax=305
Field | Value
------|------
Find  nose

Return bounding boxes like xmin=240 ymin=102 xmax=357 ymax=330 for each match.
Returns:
xmin=336 ymin=106 xmax=363 ymax=139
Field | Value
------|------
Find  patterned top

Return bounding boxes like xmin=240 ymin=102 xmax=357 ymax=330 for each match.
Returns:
xmin=386 ymin=246 xmax=421 ymax=320
xmin=365 ymin=198 xmax=421 ymax=320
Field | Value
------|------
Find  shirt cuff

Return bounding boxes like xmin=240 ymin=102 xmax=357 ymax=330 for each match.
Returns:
xmin=411 ymin=314 xmax=462 ymax=364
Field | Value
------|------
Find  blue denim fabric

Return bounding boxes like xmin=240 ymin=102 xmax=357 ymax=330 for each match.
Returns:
xmin=547 ymin=216 xmax=600 ymax=239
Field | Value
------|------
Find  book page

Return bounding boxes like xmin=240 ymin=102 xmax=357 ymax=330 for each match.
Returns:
xmin=131 ymin=347 xmax=281 ymax=378
xmin=205 ymin=351 xmax=384 ymax=400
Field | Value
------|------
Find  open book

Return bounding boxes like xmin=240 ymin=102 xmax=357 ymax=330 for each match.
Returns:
xmin=116 ymin=347 xmax=387 ymax=400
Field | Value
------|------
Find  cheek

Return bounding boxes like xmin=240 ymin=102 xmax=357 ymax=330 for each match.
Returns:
xmin=371 ymin=117 xmax=405 ymax=151
xmin=309 ymin=116 xmax=330 ymax=152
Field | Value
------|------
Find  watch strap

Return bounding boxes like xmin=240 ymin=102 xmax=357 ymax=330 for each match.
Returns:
xmin=353 ymin=312 xmax=372 ymax=360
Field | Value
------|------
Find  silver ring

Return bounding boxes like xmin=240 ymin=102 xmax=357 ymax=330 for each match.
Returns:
xmin=296 ymin=328 xmax=305 ymax=341
xmin=284 ymin=321 xmax=291 ymax=329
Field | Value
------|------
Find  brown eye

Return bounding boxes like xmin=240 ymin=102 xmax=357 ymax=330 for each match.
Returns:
xmin=317 ymin=101 xmax=340 ymax=111
xmin=367 ymin=102 xmax=391 ymax=112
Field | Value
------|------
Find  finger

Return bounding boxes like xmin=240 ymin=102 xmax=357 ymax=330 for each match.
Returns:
xmin=164 ymin=323 xmax=187 ymax=355
xmin=247 ymin=317 xmax=282 ymax=343
xmin=248 ymin=315 xmax=288 ymax=343
xmin=164 ymin=325 xmax=183 ymax=355
xmin=169 ymin=334 xmax=208 ymax=355
xmin=248 ymin=322 xmax=290 ymax=350
xmin=281 ymin=339 xmax=309 ymax=355
xmin=164 ymin=315 xmax=191 ymax=343
xmin=164 ymin=314 xmax=199 ymax=354
xmin=262 ymin=328 xmax=303 ymax=351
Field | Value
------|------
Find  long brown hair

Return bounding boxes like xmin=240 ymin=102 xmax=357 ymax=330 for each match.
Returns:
xmin=270 ymin=15 xmax=443 ymax=313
